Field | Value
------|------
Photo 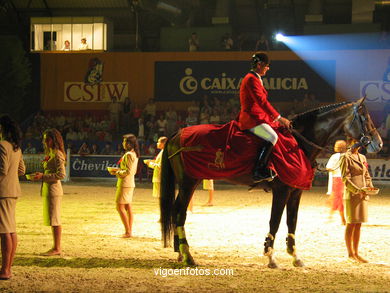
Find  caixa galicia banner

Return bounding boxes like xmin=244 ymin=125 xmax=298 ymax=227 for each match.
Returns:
xmin=70 ymin=155 xmax=120 ymax=178
xmin=154 ymin=60 xmax=335 ymax=102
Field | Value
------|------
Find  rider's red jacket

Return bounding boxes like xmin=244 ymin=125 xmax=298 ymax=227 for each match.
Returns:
xmin=238 ymin=71 xmax=280 ymax=130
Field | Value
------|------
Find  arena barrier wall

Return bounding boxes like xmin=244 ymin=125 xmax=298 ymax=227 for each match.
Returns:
xmin=23 ymin=154 xmax=390 ymax=185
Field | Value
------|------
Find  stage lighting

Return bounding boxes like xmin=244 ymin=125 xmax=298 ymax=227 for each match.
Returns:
xmin=275 ymin=33 xmax=286 ymax=42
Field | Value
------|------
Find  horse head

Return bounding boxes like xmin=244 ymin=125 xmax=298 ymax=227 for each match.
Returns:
xmin=343 ymin=97 xmax=383 ymax=153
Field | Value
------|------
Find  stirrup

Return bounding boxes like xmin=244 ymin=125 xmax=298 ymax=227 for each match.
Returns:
xmin=253 ymin=169 xmax=276 ymax=183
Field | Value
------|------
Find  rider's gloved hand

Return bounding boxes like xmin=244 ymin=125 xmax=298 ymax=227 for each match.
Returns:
xmin=278 ymin=117 xmax=292 ymax=129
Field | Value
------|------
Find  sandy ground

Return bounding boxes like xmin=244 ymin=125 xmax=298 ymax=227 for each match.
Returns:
xmin=0 ymin=180 xmax=389 ymax=292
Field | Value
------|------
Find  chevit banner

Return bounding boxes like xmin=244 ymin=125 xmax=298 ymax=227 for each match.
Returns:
xmin=154 ymin=60 xmax=336 ymax=102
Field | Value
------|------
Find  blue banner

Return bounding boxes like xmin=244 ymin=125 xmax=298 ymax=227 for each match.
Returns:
xmin=155 ymin=60 xmax=336 ymax=102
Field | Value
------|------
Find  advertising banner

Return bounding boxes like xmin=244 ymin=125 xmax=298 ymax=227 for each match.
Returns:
xmin=316 ymin=158 xmax=390 ymax=183
xmin=155 ymin=60 xmax=336 ymax=102
xmin=70 ymin=155 xmax=120 ymax=177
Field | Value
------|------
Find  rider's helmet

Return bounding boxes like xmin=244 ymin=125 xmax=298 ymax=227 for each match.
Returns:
xmin=252 ymin=52 xmax=269 ymax=69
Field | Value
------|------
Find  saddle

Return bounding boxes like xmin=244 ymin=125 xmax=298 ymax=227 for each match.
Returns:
xmin=180 ymin=120 xmax=314 ymax=190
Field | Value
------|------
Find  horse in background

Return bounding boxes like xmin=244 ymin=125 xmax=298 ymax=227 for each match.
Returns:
xmin=160 ymin=97 xmax=382 ymax=268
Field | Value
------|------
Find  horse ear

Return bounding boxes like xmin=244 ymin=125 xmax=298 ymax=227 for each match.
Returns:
xmin=357 ymin=95 xmax=367 ymax=106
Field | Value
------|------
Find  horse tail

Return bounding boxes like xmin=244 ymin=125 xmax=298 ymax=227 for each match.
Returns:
xmin=160 ymin=142 xmax=175 ymax=248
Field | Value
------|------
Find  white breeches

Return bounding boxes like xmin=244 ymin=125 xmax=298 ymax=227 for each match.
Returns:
xmin=249 ymin=123 xmax=278 ymax=146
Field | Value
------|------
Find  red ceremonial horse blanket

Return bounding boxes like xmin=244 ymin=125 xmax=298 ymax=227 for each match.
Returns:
xmin=180 ymin=120 xmax=314 ymax=190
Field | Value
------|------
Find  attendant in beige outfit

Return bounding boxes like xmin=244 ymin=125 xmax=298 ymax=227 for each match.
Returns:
xmin=0 ymin=114 xmax=25 ymax=280
xmin=340 ymin=139 xmax=374 ymax=263
xmin=32 ymin=129 xmax=66 ymax=256
xmin=109 ymin=134 xmax=139 ymax=238
xmin=144 ymin=136 xmax=167 ymax=198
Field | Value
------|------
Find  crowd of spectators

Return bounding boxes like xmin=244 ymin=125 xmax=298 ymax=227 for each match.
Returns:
xmin=21 ymin=95 xmax=241 ymax=157
xmin=20 ymin=94 xmax=389 ymax=159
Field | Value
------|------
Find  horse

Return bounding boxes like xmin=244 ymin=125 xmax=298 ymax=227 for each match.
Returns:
xmin=159 ymin=97 xmax=382 ymax=268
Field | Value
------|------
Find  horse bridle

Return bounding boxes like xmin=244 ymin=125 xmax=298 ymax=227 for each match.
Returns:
xmin=349 ymin=102 xmax=376 ymax=147
xmin=292 ymin=100 xmax=374 ymax=158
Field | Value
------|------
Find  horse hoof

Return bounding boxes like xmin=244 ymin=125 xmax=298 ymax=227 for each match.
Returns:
xmin=184 ymin=256 xmax=196 ymax=266
xmin=293 ymin=259 xmax=304 ymax=267
xmin=268 ymin=262 xmax=278 ymax=269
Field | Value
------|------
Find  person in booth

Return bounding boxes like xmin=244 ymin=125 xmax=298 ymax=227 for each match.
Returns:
xmin=237 ymin=52 xmax=291 ymax=182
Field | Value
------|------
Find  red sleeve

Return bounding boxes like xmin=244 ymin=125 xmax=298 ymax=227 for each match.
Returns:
xmin=246 ymin=75 xmax=279 ymax=121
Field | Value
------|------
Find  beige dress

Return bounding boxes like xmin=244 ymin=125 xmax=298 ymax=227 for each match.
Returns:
xmin=0 ymin=141 xmax=25 ymax=233
xmin=340 ymin=150 xmax=373 ymax=223
xmin=41 ymin=150 xmax=66 ymax=226
xmin=116 ymin=150 xmax=138 ymax=204
xmin=146 ymin=150 xmax=163 ymax=198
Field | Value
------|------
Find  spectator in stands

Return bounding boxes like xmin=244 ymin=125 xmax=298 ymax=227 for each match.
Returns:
xmin=176 ymin=114 xmax=186 ymax=130
xmin=61 ymin=40 xmax=71 ymax=51
xmin=220 ymin=108 xmax=230 ymax=124
xmin=24 ymin=142 xmax=37 ymax=154
xmin=109 ymin=96 xmax=121 ymax=132
xmin=78 ymin=142 xmax=90 ymax=156
xmin=156 ymin=114 xmax=167 ymax=137
xmin=186 ymin=111 xmax=198 ymax=127
xmin=100 ymin=143 xmax=113 ymax=155
xmin=166 ymin=106 xmax=177 ymax=137
xmin=200 ymin=94 xmax=212 ymax=114
xmin=115 ymin=143 xmax=123 ymax=155
xmin=146 ymin=116 xmax=157 ymax=143
xmin=187 ymin=100 xmax=200 ymax=118
xmin=199 ymin=107 xmax=210 ymax=124
xmin=132 ymin=103 xmax=142 ymax=120
xmin=209 ymin=109 xmax=221 ymax=125
xmin=143 ymin=99 xmax=156 ymax=120
xmin=137 ymin=117 xmax=145 ymax=143
xmin=188 ymin=32 xmax=199 ymax=52
xmin=255 ymin=33 xmax=270 ymax=51
xmin=221 ymin=33 xmax=234 ymax=50
xmin=91 ymin=144 xmax=99 ymax=155
xmin=122 ymin=97 xmax=132 ymax=130
xmin=146 ymin=143 xmax=156 ymax=156
xmin=66 ymin=128 xmax=78 ymax=141
xmin=79 ymin=37 xmax=89 ymax=50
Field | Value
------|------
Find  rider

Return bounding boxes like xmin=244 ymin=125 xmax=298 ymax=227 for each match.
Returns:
xmin=238 ymin=52 xmax=291 ymax=182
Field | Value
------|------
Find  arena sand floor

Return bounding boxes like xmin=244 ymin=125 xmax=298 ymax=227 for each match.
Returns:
xmin=1 ymin=181 xmax=389 ymax=292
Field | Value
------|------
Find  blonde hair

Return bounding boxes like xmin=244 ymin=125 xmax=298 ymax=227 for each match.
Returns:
xmin=334 ymin=140 xmax=347 ymax=153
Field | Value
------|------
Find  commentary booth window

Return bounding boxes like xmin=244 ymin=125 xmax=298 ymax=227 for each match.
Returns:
xmin=30 ymin=17 xmax=112 ymax=52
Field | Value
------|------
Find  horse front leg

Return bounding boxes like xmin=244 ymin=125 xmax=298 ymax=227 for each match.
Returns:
xmin=173 ymin=179 xmax=199 ymax=266
xmin=265 ymin=186 xmax=290 ymax=269
xmin=286 ymin=189 xmax=304 ymax=267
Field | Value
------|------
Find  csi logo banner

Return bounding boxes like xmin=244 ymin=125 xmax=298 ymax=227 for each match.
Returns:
xmin=154 ymin=61 xmax=335 ymax=102
xmin=64 ymin=82 xmax=128 ymax=102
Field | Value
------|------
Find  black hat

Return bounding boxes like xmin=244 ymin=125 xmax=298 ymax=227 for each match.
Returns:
xmin=252 ymin=52 xmax=269 ymax=68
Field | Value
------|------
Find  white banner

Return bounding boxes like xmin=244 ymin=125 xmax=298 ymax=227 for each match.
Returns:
xmin=317 ymin=158 xmax=390 ymax=184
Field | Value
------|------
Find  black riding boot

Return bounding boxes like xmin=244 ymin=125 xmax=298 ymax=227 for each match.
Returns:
xmin=253 ymin=141 xmax=274 ymax=183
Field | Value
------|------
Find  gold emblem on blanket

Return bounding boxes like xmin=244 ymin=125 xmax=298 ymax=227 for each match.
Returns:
xmin=208 ymin=149 xmax=225 ymax=169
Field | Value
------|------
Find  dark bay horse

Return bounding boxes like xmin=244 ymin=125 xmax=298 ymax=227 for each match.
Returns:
xmin=160 ymin=98 xmax=382 ymax=268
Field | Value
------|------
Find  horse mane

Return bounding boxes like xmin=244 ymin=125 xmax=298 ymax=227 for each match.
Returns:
xmin=291 ymin=101 xmax=353 ymax=124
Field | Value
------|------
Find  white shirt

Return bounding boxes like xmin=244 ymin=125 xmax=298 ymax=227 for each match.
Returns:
xmin=326 ymin=153 xmax=343 ymax=177
xmin=79 ymin=42 xmax=89 ymax=50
